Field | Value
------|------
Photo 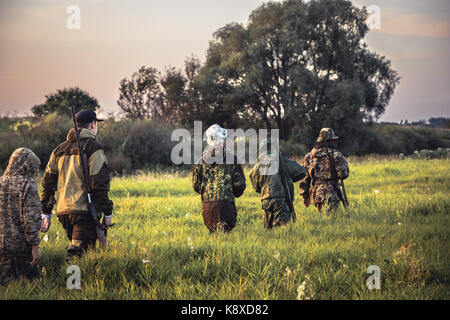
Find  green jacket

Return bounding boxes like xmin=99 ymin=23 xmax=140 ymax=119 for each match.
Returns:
xmin=192 ymin=145 xmax=246 ymax=202
xmin=250 ymin=154 xmax=306 ymax=201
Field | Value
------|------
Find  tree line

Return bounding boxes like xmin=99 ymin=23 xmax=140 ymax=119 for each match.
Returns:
xmin=3 ymin=0 xmax=448 ymax=173
xmin=31 ymin=0 xmax=400 ymax=150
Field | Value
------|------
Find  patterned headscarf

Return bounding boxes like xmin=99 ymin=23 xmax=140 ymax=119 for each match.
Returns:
xmin=3 ymin=148 xmax=41 ymax=178
xmin=205 ymin=124 xmax=228 ymax=146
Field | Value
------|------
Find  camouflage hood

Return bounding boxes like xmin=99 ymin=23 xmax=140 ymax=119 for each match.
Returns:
xmin=3 ymin=148 xmax=41 ymax=178
xmin=311 ymin=147 xmax=330 ymax=159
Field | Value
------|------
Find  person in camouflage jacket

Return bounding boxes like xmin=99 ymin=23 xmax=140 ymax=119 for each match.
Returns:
xmin=299 ymin=128 xmax=349 ymax=212
xmin=250 ymin=140 xmax=306 ymax=229
xmin=0 ymin=148 xmax=41 ymax=285
xmin=192 ymin=125 xmax=246 ymax=233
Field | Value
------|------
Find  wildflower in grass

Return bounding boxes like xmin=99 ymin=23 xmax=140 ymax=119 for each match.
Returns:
xmin=273 ymin=251 xmax=280 ymax=261
xmin=296 ymin=275 xmax=314 ymax=300
xmin=185 ymin=212 xmax=191 ymax=218
xmin=43 ymin=234 xmax=49 ymax=242
xmin=285 ymin=266 xmax=292 ymax=278
xmin=374 ymin=189 xmax=380 ymax=194
xmin=187 ymin=237 xmax=194 ymax=252
xmin=296 ymin=281 xmax=307 ymax=300
xmin=142 ymin=259 xmax=149 ymax=264
xmin=41 ymin=267 xmax=47 ymax=276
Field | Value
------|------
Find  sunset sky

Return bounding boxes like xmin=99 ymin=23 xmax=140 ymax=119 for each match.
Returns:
xmin=0 ymin=0 xmax=449 ymax=122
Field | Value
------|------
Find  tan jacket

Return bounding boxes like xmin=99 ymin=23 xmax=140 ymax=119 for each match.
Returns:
xmin=41 ymin=128 xmax=113 ymax=217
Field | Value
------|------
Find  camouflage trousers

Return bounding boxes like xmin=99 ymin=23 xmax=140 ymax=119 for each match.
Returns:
xmin=0 ymin=247 xmax=39 ymax=286
xmin=311 ymin=182 xmax=341 ymax=212
xmin=316 ymin=197 xmax=340 ymax=212
xmin=261 ymin=198 xmax=293 ymax=229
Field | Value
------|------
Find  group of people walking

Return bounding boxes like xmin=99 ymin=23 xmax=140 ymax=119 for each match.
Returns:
xmin=193 ymin=125 xmax=349 ymax=233
xmin=0 ymin=109 xmax=349 ymax=286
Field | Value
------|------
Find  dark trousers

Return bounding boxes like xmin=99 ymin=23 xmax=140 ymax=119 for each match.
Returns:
xmin=201 ymin=201 xmax=237 ymax=233
xmin=0 ymin=247 xmax=39 ymax=285
xmin=58 ymin=214 xmax=97 ymax=258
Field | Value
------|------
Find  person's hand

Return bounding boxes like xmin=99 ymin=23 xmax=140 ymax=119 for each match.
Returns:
xmin=303 ymin=197 xmax=310 ymax=208
xmin=40 ymin=216 xmax=51 ymax=233
xmin=104 ymin=215 xmax=112 ymax=228
xmin=30 ymin=246 xmax=40 ymax=266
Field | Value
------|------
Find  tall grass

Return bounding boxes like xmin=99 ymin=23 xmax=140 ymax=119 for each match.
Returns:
xmin=1 ymin=159 xmax=448 ymax=299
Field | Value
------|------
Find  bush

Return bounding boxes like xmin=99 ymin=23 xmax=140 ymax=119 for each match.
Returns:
xmin=0 ymin=113 xmax=71 ymax=171
xmin=0 ymin=115 xmax=179 ymax=174
xmin=122 ymin=120 xmax=176 ymax=168
xmin=368 ymin=124 xmax=450 ymax=155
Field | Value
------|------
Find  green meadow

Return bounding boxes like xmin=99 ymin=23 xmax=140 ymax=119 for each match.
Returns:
xmin=1 ymin=158 xmax=449 ymax=299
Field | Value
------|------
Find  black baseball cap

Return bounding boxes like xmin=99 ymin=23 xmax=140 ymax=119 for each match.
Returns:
xmin=75 ymin=109 xmax=104 ymax=124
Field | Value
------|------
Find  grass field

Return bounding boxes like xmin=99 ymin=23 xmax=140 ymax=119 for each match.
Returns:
xmin=0 ymin=158 xmax=449 ymax=300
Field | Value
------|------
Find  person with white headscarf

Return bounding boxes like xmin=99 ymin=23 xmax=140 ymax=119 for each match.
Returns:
xmin=192 ymin=124 xmax=246 ymax=233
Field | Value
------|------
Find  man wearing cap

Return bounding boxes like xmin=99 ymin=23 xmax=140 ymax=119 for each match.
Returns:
xmin=250 ymin=139 xmax=306 ymax=229
xmin=299 ymin=128 xmax=349 ymax=213
xmin=192 ymin=124 xmax=246 ymax=233
xmin=40 ymin=109 xmax=113 ymax=259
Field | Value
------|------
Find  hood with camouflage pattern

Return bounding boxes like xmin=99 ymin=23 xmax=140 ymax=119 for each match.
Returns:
xmin=3 ymin=148 xmax=41 ymax=178
xmin=316 ymin=128 xmax=339 ymax=143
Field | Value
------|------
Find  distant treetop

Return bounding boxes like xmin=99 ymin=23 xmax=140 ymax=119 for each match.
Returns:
xmin=32 ymin=87 xmax=100 ymax=118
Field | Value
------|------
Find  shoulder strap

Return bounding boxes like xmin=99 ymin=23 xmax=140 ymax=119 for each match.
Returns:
xmin=80 ymin=139 xmax=92 ymax=192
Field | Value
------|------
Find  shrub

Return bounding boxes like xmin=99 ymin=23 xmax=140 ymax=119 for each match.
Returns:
xmin=122 ymin=120 xmax=176 ymax=168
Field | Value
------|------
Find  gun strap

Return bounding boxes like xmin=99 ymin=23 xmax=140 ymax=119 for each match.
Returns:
xmin=80 ymin=138 xmax=92 ymax=193
xmin=79 ymin=137 xmax=103 ymax=226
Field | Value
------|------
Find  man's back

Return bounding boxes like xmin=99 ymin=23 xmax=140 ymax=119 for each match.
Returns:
xmin=192 ymin=145 xmax=246 ymax=202
xmin=250 ymin=155 xmax=306 ymax=200
xmin=41 ymin=127 xmax=113 ymax=217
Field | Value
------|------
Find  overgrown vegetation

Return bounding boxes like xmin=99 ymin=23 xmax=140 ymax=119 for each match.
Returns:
xmin=0 ymin=159 xmax=448 ymax=299
xmin=1 ymin=115 xmax=449 ymax=174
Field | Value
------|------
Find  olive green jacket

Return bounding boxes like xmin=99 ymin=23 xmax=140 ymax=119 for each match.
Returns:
xmin=250 ymin=154 xmax=306 ymax=201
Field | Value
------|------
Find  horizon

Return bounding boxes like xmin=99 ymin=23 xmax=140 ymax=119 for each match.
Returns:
xmin=0 ymin=0 xmax=449 ymax=122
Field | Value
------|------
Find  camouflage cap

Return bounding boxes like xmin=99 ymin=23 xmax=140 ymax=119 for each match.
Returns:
xmin=317 ymin=128 xmax=339 ymax=142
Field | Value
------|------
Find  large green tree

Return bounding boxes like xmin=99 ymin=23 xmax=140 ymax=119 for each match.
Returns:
xmin=32 ymin=87 xmax=100 ymax=117
xmin=195 ymin=0 xmax=400 ymax=142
